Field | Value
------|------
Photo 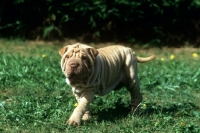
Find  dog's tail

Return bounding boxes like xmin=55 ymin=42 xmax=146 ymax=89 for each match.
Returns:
xmin=137 ymin=55 xmax=156 ymax=63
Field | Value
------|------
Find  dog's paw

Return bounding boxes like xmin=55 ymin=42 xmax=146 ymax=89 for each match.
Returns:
xmin=82 ymin=112 xmax=90 ymax=121
xmin=66 ymin=117 xmax=81 ymax=126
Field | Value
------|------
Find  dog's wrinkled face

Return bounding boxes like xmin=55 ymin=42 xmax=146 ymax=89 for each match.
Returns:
xmin=59 ymin=44 xmax=98 ymax=86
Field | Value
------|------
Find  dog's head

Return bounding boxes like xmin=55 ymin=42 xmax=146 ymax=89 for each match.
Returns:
xmin=59 ymin=43 xmax=98 ymax=86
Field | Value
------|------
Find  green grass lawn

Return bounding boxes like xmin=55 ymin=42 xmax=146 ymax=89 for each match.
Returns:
xmin=0 ymin=39 xmax=200 ymax=133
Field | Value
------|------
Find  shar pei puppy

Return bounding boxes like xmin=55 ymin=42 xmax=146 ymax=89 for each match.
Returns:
xmin=59 ymin=43 xmax=156 ymax=126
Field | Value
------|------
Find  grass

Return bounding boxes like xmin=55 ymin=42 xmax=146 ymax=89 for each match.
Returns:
xmin=0 ymin=39 xmax=200 ymax=133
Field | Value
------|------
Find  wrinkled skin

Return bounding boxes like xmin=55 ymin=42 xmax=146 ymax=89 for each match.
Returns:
xmin=60 ymin=44 xmax=98 ymax=87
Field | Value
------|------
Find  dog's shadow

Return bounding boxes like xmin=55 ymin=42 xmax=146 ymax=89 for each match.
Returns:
xmin=92 ymin=102 xmax=131 ymax=122
xmin=91 ymin=102 xmax=199 ymax=122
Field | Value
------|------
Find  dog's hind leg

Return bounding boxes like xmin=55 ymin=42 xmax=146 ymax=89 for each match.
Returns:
xmin=126 ymin=74 xmax=142 ymax=114
xmin=124 ymin=50 xmax=142 ymax=114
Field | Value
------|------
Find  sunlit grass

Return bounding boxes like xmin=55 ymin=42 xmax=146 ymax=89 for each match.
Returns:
xmin=0 ymin=39 xmax=200 ymax=132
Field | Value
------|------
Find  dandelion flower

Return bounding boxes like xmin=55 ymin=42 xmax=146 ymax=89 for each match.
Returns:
xmin=192 ymin=53 xmax=198 ymax=58
xmin=161 ymin=58 xmax=165 ymax=61
xmin=170 ymin=54 xmax=175 ymax=60
xmin=42 ymin=54 xmax=47 ymax=58
xmin=141 ymin=103 xmax=147 ymax=109
xmin=180 ymin=122 xmax=185 ymax=126
xmin=74 ymin=103 xmax=78 ymax=107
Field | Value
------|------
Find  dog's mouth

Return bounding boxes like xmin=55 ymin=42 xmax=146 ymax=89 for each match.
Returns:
xmin=65 ymin=72 xmax=89 ymax=86
xmin=66 ymin=73 xmax=75 ymax=78
xmin=62 ymin=58 xmax=91 ymax=81
xmin=65 ymin=71 xmax=88 ymax=80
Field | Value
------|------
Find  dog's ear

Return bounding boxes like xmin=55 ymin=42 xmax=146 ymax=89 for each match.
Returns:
xmin=87 ymin=48 xmax=99 ymax=60
xmin=59 ymin=46 xmax=68 ymax=56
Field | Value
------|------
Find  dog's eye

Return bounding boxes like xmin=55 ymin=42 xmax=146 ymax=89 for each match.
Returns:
xmin=66 ymin=55 xmax=69 ymax=58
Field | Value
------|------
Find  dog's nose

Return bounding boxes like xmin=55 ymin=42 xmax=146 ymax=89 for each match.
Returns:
xmin=69 ymin=62 xmax=79 ymax=68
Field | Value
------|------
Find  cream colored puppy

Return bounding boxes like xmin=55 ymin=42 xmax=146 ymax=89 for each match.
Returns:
xmin=59 ymin=43 xmax=156 ymax=126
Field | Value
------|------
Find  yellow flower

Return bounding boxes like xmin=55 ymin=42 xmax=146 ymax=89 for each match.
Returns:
xmin=170 ymin=54 xmax=175 ymax=60
xmin=161 ymin=58 xmax=165 ymax=61
xmin=180 ymin=122 xmax=185 ymax=126
xmin=141 ymin=104 xmax=147 ymax=109
xmin=74 ymin=103 xmax=78 ymax=107
xmin=42 ymin=54 xmax=47 ymax=58
xmin=192 ymin=53 xmax=198 ymax=58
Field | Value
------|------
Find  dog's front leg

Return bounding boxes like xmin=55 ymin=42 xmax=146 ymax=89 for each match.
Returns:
xmin=67 ymin=91 xmax=94 ymax=126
